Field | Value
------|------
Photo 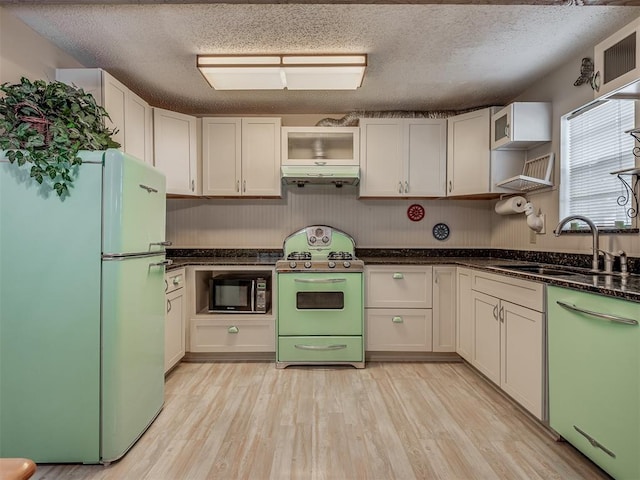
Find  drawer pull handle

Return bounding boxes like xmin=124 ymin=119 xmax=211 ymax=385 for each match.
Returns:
xmin=228 ymin=326 xmax=239 ymax=334
xmin=573 ymin=425 xmax=616 ymax=458
xmin=556 ymin=301 xmax=638 ymax=326
xmin=392 ymin=316 xmax=403 ymax=323
xmin=294 ymin=344 xmax=347 ymax=351
xmin=392 ymin=273 xmax=404 ymax=279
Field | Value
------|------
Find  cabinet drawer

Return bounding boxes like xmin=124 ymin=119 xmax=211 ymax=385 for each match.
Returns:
xmin=366 ymin=266 xmax=432 ymax=308
xmin=278 ymin=336 xmax=363 ymax=363
xmin=190 ymin=318 xmax=275 ymax=352
xmin=165 ymin=268 xmax=185 ymax=294
xmin=472 ymin=270 xmax=543 ymax=311
xmin=366 ymin=308 xmax=432 ymax=352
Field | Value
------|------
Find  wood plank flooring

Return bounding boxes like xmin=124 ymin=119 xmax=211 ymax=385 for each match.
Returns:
xmin=32 ymin=362 xmax=609 ymax=480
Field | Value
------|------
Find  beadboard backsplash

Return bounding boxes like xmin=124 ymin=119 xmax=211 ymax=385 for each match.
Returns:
xmin=166 ymin=187 xmax=492 ymax=249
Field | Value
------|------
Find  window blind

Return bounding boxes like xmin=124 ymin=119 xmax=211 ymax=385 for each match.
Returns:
xmin=563 ymin=99 xmax=635 ymax=228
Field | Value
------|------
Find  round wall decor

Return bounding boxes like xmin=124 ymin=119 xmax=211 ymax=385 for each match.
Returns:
xmin=432 ymin=223 xmax=450 ymax=240
xmin=407 ymin=204 xmax=425 ymax=222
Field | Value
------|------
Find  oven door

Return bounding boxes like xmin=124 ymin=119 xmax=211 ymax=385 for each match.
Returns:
xmin=277 ymin=272 xmax=363 ymax=336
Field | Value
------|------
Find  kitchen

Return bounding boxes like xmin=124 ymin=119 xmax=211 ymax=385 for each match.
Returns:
xmin=1 ymin=2 xmax=640 ymax=479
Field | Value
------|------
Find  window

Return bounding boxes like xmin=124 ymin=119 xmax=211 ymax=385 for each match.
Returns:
xmin=560 ymin=99 xmax=635 ymax=228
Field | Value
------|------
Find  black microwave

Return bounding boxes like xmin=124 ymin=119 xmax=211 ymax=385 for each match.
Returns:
xmin=209 ymin=275 xmax=269 ymax=313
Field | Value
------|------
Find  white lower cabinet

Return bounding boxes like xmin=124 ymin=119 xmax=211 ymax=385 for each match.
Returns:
xmin=432 ymin=266 xmax=456 ymax=352
xmin=186 ymin=266 xmax=276 ymax=355
xmin=469 ymin=270 xmax=545 ymax=419
xmin=165 ymin=268 xmax=186 ymax=373
xmin=456 ymin=267 xmax=473 ymax=361
xmin=365 ymin=265 xmax=433 ymax=352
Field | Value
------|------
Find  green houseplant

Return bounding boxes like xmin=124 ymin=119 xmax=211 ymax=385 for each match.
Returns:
xmin=0 ymin=77 xmax=120 ymax=196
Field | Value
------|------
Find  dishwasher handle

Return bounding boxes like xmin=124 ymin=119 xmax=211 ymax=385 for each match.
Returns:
xmin=556 ymin=300 xmax=638 ymax=326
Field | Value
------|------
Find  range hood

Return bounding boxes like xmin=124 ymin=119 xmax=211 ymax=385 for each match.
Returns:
xmin=281 ymin=165 xmax=360 ymax=187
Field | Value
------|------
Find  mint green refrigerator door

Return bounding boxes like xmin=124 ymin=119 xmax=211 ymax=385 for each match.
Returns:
xmin=0 ymin=154 xmax=103 ymax=462
xmin=548 ymin=286 xmax=640 ymax=480
xmin=102 ymin=149 xmax=166 ymax=255
xmin=101 ymin=254 xmax=166 ymax=462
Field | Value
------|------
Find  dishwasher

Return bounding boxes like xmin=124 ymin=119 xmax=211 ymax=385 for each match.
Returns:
xmin=547 ymin=286 xmax=639 ymax=480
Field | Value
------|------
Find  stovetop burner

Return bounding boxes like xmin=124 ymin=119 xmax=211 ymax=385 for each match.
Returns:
xmin=287 ymin=251 xmax=312 ymax=261
xmin=327 ymin=251 xmax=353 ymax=261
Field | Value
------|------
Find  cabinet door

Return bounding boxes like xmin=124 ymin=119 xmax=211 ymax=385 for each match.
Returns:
xmin=405 ymin=119 xmax=447 ymax=196
xmin=153 ymin=108 xmax=198 ymax=195
xmin=124 ymin=90 xmax=153 ymax=164
xmin=102 ymin=71 xmax=127 ymax=150
xmin=366 ymin=266 xmax=432 ymax=308
xmin=202 ymin=118 xmax=242 ymax=196
xmin=456 ymin=268 xmax=473 ymax=362
xmin=446 ymin=108 xmax=491 ymax=196
xmin=500 ymin=300 xmax=543 ymax=419
xmin=433 ymin=266 xmax=456 ymax=352
xmin=241 ymin=118 xmax=281 ymax=196
xmin=165 ymin=288 xmax=185 ymax=373
xmin=366 ymin=308 xmax=432 ymax=352
xmin=359 ymin=119 xmax=404 ymax=196
xmin=471 ymin=290 xmax=501 ymax=384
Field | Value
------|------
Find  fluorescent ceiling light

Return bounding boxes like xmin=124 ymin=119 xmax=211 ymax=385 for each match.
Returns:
xmin=197 ymin=54 xmax=367 ymax=90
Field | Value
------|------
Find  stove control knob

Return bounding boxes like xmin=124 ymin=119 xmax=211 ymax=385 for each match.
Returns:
xmin=328 ymin=261 xmax=336 ymax=268
xmin=322 ymin=236 xmax=330 ymax=244
xmin=309 ymin=236 xmax=317 ymax=244
xmin=343 ymin=261 xmax=351 ymax=268
xmin=289 ymin=261 xmax=297 ymax=269
xmin=304 ymin=261 xmax=312 ymax=269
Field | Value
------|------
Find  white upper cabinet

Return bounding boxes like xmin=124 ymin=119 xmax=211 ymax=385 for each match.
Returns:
xmin=359 ymin=118 xmax=446 ymax=197
xmin=282 ymin=127 xmax=359 ymax=166
xmin=202 ymin=117 xmax=281 ymax=197
xmin=56 ymin=68 xmax=153 ymax=165
xmin=447 ymin=107 xmax=524 ymax=197
xmin=594 ymin=16 xmax=640 ymax=99
xmin=153 ymin=108 xmax=199 ymax=196
xmin=490 ymin=102 xmax=552 ymax=150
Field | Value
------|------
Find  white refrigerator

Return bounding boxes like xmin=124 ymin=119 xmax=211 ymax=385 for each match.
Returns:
xmin=0 ymin=149 xmax=168 ymax=463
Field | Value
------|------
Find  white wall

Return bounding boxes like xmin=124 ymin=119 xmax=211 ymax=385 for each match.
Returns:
xmin=491 ymin=47 xmax=640 ymax=257
xmin=0 ymin=7 xmax=84 ymax=84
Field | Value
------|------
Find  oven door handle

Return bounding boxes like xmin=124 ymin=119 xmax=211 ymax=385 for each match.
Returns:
xmin=293 ymin=278 xmax=346 ymax=284
xmin=294 ymin=344 xmax=348 ymax=351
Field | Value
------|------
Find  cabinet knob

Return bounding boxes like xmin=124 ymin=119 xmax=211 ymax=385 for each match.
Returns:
xmin=591 ymin=71 xmax=601 ymax=92
xmin=392 ymin=316 xmax=404 ymax=323
xmin=228 ymin=326 xmax=239 ymax=334
xmin=404 ymin=181 xmax=409 ymax=194
xmin=493 ymin=304 xmax=498 ymax=320
xmin=448 ymin=180 xmax=452 ymax=193
xmin=504 ymin=124 xmax=510 ymax=138
xmin=398 ymin=182 xmax=403 ymax=194
xmin=164 ymin=279 xmax=168 ymax=292
xmin=191 ymin=179 xmax=195 ymax=192
xmin=167 ymin=298 xmax=172 ymax=313
xmin=172 ymin=276 xmax=182 ymax=286
xmin=236 ymin=180 xmax=240 ymax=192
xmin=243 ymin=180 xmax=246 ymax=192
xmin=392 ymin=273 xmax=404 ymax=279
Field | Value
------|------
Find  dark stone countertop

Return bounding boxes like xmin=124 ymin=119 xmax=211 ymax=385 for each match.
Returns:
xmin=166 ymin=248 xmax=640 ymax=303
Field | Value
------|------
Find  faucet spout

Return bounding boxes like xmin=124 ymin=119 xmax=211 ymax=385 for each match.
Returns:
xmin=554 ymin=215 xmax=600 ymax=272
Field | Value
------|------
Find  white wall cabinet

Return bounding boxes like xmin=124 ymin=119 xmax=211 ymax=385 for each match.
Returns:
xmin=202 ymin=117 xmax=281 ymax=197
xmin=365 ymin=265 xmax=433 ymax=351
xmin=593 ymin=16 xmax=640 ymax=99
xmin=165 ymin=268 xmax=186 ymax=373
xmin=432 ymin=266 xmax=456 ymax=352
xmin=490 ymin=102 xmax=551 ymax=150
xmin=56 ymin=68 xmax=154 ymax=165
xmin=456 ymin=267 xmax=473 ymax=362
xmin=153 ymin=108 xmax=199 ymax=196
xmin=359 ymin=118 xmax=446 ymax=197
xmin=446 ymin=108 xmax=524 ymax=196
xmin=470 ymin=270 xmax=545 ymax=419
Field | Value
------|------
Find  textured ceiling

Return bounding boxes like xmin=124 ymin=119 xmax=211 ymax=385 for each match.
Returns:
xmin=4 ymin=3 xmax=640 ymax=115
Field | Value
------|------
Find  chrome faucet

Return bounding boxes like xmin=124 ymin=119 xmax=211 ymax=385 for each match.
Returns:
xmin=554 ymin=215 xmax=600 ymax=272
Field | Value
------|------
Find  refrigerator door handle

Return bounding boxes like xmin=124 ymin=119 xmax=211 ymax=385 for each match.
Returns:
xmin=150 ymin=259 xmax=173 ymax=268
xmin=149 ymin=241 xmax=172 ymax=250
xmin=139 ymin=184 xmax=158 ymax=193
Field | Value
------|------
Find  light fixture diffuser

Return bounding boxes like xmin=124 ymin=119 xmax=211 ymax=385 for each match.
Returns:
xmin=197 ymin=54 xmax=367 ymax=90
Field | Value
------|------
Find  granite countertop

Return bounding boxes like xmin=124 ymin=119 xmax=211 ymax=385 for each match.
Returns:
xmin=166 ymin=249 xmax=640 ymax=303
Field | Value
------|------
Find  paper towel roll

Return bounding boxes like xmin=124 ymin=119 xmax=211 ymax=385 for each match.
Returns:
xmin=495 ymin=196 xmax=527 ymax=215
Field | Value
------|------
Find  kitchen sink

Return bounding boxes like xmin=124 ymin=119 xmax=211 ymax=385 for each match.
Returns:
xmin=496 ymin=265 xmax=580 ymax=277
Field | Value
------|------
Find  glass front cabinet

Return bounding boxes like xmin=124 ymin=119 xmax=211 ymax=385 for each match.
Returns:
xmin=281 ymin=126 xmax=359 ymax=166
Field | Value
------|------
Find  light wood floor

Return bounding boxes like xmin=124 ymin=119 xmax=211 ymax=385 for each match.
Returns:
xmin=32 ymin=361 xmax=609 ymax=480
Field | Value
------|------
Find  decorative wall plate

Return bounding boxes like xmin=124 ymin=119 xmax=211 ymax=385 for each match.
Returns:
xmin=407 ymin=204 xmax=425 ymax=222
xmin=432 ymin=223 xmax=450 ymax=240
